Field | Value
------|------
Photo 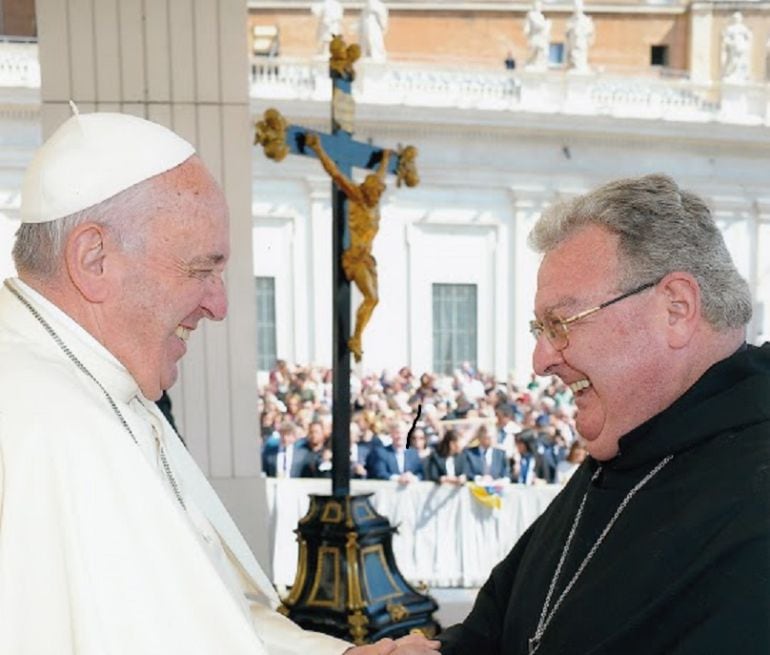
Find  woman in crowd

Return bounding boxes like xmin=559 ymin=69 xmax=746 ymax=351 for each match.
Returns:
xmin=425 ymin=429 xmax=467 ymax=485
xmin=555 ymin=439 xmax=587 ymax=484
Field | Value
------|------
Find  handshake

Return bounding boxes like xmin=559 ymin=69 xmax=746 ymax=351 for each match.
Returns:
xmin=346 ymin=633 xmax=441 ymax=655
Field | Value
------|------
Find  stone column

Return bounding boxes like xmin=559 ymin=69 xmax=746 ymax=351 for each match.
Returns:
xmin=35 ymin=0 xmax=270 ymax=569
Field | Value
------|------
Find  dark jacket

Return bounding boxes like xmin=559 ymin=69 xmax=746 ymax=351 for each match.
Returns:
xmin=261 ymin=443 xmax=315 ymax=478
xmin=464 ymin=446 xmax=509 ymax=480
xmin=440 ymin=343 xmax=770 ymax=654
xmin=425 ymin=451 xmax=468 ymax=482
xmin=366 ymin=444 xmax=425 ymax=480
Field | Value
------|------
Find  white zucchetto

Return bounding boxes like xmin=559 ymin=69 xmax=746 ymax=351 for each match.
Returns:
xmin=21 ymin=112 xmax=195 ymax=224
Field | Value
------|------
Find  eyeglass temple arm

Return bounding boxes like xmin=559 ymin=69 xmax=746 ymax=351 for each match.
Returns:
xmin=561 ymin=281 xmax=658 ymax=327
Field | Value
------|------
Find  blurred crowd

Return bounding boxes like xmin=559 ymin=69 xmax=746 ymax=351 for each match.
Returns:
xmin=259 ymin=360 xmax=587 ymax=486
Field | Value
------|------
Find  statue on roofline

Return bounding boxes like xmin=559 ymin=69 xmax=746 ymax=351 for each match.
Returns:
xmin=524 ymin=0 xmax=551 ymax=71
xmin=565 ymin=0 xmax=594 ymax=73
xmin=359 ymin=0 xmax=389 ymax=62
xmin=722 ymin=12 xmax=752 ymax=83
xmin=311 ymin=0 xmax=343 ymax=56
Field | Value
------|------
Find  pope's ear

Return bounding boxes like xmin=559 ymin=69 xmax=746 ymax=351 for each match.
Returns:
xmin=659 ymin=272 xmax=701 ymax=348
xmin=63 ymin=223 xmax=112 ymax=302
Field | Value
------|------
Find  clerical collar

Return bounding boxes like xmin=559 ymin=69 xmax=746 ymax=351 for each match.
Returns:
xmin=5 ymin=278 xmax=140 ymax=403
xmin=605 ymin=342 xmax=764 ymax=472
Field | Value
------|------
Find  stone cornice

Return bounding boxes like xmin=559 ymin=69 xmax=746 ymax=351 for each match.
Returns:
xmin=252 ymin=95 xmax=770 ymax=151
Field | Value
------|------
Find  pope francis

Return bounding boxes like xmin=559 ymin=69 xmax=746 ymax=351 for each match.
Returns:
xmin=0 ymin=110 xmax=440 ymax=655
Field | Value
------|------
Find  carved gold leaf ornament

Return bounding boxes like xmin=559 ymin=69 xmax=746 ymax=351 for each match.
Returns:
xmin=254 ymin=108 xmax=289 ymax=162
xmin=348 ymin=609 xmax=369 ymax=645
xmin=329 ymin=35 xmax=361 ymax=79
xmin=396 ymin=144 xmax=419 ymax=188
xmin=386 ymin=602 xmax=409 ymax=622
xmin=345 ymin=532 xmax=367 ymax=610
xmin=411 ymin=625 xmax=437 ymax=639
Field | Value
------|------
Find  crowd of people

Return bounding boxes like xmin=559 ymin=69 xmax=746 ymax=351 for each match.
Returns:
xmin=259 ymin=361 xmax=587 ymax=485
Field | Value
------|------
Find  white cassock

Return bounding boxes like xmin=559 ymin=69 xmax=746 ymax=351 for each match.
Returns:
xmin=0 ymin=279 xmax=351 ymax=655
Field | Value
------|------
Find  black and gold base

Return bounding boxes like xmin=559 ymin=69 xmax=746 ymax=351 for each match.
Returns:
xmin=279 ymin=493 xmax=440 ymax=645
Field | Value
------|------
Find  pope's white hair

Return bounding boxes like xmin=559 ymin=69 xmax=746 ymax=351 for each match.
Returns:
xmin=13 ymin=175 xmax=161 ymax=278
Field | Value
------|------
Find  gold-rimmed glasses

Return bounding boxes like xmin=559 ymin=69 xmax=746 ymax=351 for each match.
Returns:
xmin=529 ymin=280 xmax=659 ymax=351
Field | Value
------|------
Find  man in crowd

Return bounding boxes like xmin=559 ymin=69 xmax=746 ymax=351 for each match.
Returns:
xmin=262 ymin=420 xmax=315 ymax=478
xmin=439 ymin=174 xmax=770 ymax=653
xmin=367 ymin=418 xmax=424 ymax=482
xmin=304 ymin=418 xmax=333 ymax=477
xmin=0 ymin=111 xmax=439 ymax=655
xmin=463 ymin=424 xmax=509 ymax=483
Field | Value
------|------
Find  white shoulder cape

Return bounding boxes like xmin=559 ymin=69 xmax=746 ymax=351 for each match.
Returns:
xmin=0 ymin=282 xmax=349 ymax=655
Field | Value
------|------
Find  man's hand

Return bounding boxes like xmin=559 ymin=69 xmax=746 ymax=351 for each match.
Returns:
xmin=346 ymin=634 xmax=441 ymax=655
xmin=393 ymin=633 xmax=442 ymax=654
xmin=345 ymin=638 xmax=395 ymax=655
xmin=305 ymin=132 xmax=320 ymax=149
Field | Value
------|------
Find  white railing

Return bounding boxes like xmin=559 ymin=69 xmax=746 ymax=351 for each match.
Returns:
xmin=250 ymin=55 xmax=770 ymax=126
xmin=0 ymin=39 xmax=40 ymax=88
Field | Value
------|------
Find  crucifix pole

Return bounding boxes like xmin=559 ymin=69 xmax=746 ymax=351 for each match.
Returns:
xmin=330 ymin=70 xmax=353 ymax=496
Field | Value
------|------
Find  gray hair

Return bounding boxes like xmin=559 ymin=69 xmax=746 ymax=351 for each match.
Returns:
xmin=529 ymin=174 xmax=752 ymax=330
xmin=12 ymin=176 xmax=162 ymax=278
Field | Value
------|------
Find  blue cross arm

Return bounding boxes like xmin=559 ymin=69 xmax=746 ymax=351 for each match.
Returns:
xmin=285 ymin=125 xmax=400 ymax=177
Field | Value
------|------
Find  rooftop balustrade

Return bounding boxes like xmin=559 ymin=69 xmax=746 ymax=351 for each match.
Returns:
xmin=0 ymin=40 xmax=766 ymax=127
xmin=250 ymin=55 xmax=770 ymax=126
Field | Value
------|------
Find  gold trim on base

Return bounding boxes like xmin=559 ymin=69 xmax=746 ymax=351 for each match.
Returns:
xmin=386 ymin=602 xmax=409 ymax=622
xmin=348 ymin=609 xmax=369 ymax=645
xmin=284 ymin=538 xmax=309 ymax=607
xmin=307 ymin=546 xmax=342 ymax=609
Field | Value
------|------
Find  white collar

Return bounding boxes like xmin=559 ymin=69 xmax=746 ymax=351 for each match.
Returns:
xmin=3 ymin=278 xmax=141 ymax=404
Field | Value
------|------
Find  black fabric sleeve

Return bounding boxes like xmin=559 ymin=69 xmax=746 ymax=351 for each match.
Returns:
xmin=438 ymin=520 xmax=538 ymax=655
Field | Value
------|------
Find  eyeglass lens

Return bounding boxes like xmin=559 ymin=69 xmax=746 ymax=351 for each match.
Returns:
xmin=543 ymin=312 xmax=568 ymax=350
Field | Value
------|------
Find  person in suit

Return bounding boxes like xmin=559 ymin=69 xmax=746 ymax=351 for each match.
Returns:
xmin=410 ymin=425 xmax=433 ymax=479
xmin=262 ymin=421 xmax=315 ymax=478
xmin=425 ymin=429 xmax=467 ymax=485
xmin=367 ymin=418 xmax=424 ymax=483
xmin=512 ymin=433 xmax=540 ymax=485
xmin=464 ymin=424 xmax=510 ymax=482
xmin=298 ymin=419 xmax=333 ymax=478
xmin=350 ymin=421 xmax=371 ymax=479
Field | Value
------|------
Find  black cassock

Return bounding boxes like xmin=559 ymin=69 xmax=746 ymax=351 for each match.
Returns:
xmin=440 ymin=343 xmax=770 ymax=655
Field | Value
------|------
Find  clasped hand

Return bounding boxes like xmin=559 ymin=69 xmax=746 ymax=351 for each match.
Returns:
xmin=346 ymin=633 xmax=441 ymax=655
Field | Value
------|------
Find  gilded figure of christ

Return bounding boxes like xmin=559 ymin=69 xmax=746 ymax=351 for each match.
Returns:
xmin=305 ymin=132 xmax=391 ymax=362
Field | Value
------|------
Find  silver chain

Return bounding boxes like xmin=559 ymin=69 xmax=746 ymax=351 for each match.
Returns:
xmin=528 ymin=453 xmax=673 ymax=654
xmin=4 ymin=279 xmax=187 ymax=510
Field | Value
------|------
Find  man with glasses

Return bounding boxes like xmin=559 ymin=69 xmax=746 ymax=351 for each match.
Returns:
xmin=439 ymin=174 xmax=770 ymax=654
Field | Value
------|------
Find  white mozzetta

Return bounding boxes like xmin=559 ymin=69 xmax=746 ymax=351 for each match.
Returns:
xmin=0 ymin=280 xmax=350 ymax=655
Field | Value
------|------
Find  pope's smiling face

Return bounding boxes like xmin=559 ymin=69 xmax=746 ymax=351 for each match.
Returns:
xmin=532 ymin=224 xmax=666 ymax=461
xmin=106 ymin=156 xmax=230 ymax=400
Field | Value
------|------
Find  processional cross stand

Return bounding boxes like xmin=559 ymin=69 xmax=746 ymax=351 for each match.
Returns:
xmin=256 ymin=36 xmax=418 ymax=497
xmin=255 ymin=37 xmax=436 ymax=644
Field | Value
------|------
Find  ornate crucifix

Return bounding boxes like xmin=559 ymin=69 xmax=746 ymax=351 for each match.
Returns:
xmin=255 ymin=36 xmax=418 ymax=497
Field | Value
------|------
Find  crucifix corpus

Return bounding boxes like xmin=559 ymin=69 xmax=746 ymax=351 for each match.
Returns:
xmin=255 ymin=34 xmax=419 ymax=496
